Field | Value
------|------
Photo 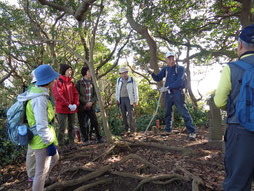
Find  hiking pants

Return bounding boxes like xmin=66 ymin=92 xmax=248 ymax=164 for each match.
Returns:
xmin=56 ymin=113 xmax=75 ymax=146
xmin=32 ymin=148 xmax=59 ymax=191
xmin=223 ymin=126 xmax=254 ymax=191
xmin=165 ymin=89 xmax=195 ymax=133
xmin=77 ymin=108 xmax=102 ymax=142
xmin=26 ymin=145 xmax=35 ymax=179
xmin=120 ymin=97 xmax=136 ymax=133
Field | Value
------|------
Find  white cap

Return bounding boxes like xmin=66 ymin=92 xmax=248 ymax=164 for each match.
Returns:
xmin=31 ymin=70 xmax=37 ymax=83
xmin=165 ymin=52 xmax=174 ymax=58
xmin=119 ymin=67 xmax=128 ymax=74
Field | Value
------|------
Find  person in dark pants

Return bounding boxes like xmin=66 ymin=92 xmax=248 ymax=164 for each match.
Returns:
xmin=214 ymin=24 xmax=254 ymax=191
xmin=151 ymin=52 xmax=196 ymax=139
xmin=115 ymin=67 xmax=139 ymax=135
xmin=75 ymin=66 xmax=103 ymax=145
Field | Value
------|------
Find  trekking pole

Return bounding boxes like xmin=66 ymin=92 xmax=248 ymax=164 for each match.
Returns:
xmin=144 ymin=69 xmax=168 ymax=135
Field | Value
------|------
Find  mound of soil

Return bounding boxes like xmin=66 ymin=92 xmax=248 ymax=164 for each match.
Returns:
xmin=0 ymin=127 xmax=225 ymax=191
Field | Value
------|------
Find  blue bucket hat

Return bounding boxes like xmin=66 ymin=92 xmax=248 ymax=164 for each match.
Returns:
xmin=35 ymin=65 xmax=59 ymax=86
xmin=239 ymin=24 xmax=254 ymax=44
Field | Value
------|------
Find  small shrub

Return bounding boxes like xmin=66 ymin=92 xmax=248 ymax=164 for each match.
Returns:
xmin=0 ymin=129 xmax=26 ymax=168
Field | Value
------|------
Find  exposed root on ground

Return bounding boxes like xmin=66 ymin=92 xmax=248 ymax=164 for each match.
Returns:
xmin=174 ymin=167 xmax=204 ymax=191
xmin=73 ymin=177 xmax=113 ymax=191
xmin=92 ymin=142 xmax=132 ymax=162
xmin=133 ymin=174 xmax=188 ymax=191
xmin=44 ymin=153 xmax=203 ymax=191
xmin=129 ymin=141 xmax=194 ymax=156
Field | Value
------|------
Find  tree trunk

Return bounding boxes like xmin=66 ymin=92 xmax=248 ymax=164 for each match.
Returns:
xmin=239 ymin=0 xmax=254 ymax=27
xmin=125 ymin=0 xmax=164 ymax=107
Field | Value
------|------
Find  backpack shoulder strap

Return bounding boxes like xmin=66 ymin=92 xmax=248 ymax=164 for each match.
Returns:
xmin=231 ymin=60 xmax=254 ymax=71
xmin=117 ymin=77 xmax=121 ymax=85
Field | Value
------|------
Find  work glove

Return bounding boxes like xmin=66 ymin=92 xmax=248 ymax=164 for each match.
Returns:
xmin=148 ymin=69 xmax=153 ymax=74
xmin=47 ymin=143 xmax=56 ymax=156
xmin=68 ymin=104 xmax=76 ymax=111
xmin=72 ymin=104 xmax=77 ymax=111
xmin=159 ymin=87 xmax=168 ymax=93
xmin=68 ymin=104 xmax=73 ymax=111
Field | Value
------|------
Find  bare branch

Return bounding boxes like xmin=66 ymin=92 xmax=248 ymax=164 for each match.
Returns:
xmin=96 ymin=38 xmax=120 ymax=73
xmin=0 ymin=70 xmax=14 ymax=85
xmin=75 ymin=0 xmax=97 ymax=22
xmin=98 ymin=31 xmax=132 ymax=79
xmin=37 ymin=0 xmax=75 ymax=16
xmin=126 ymin=60 xmax=156 ymax=85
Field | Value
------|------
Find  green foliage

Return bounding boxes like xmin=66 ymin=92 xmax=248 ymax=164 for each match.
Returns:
xmin=0 ymin=129 xmax=26 ymax=167
xmin=172 ymin=103 xmax=208 ymax=128
xmin=136 ymin=108 xmax=165 ymax=132
xmin=106 ymin=106 xmax=125 ymax=135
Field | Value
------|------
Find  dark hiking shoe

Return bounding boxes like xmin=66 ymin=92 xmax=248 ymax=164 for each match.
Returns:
xmin=97 ymin=138 xmax=104 ymax=144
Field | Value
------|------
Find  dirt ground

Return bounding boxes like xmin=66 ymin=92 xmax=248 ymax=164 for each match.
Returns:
xmin=0 ymin=126 xmax=225 ymax=191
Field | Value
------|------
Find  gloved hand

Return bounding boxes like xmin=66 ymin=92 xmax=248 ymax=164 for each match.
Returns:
xmin=159 ymin=87 xmax=168 ymax=93
xmin=148 ymin=69 xmax=153 ymax=74
xmin=68 ymin=104 xmax=73 ymax=111
xmin=47 ymin=143 xmax=56 ymax=156
xmin=68 ymin=104 xmax=76 ymax=111
xmin=72 ymin=104 xmax=77 ymax=111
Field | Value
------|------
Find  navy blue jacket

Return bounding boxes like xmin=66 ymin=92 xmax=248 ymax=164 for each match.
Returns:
xmin=152 ymin=65 xmax=185 ymax=89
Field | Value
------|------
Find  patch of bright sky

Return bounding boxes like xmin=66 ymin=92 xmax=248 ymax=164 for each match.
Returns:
xmin=3 ymin=0 xmax=19 ymax=7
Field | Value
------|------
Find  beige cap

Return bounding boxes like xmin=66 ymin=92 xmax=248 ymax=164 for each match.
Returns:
xmin=165 ymin=52 xmax=174 ymax=58
xmin=119 ymin=67 xmax=128 ymax=74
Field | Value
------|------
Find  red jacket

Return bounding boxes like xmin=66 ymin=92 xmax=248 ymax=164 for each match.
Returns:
xmin=52 ymin=75 xmax=79 ymax=114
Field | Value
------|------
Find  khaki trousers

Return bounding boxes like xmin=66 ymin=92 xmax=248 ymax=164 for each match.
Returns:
xmin=26 ymin=145 xmax=35 ymax=178
xmin=32 ymin=148 xmax=59 ymax=191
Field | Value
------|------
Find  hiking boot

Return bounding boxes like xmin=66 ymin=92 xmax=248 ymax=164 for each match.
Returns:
xmin=97 ymin=138 xmax=104 ymax=144
xmin=161 ymin=131 xmax=171 ymax=136
xmin=189 ymin=133 xmax=196 ymax=139
xmin=82 ymin=140 xmax=90 ymax=146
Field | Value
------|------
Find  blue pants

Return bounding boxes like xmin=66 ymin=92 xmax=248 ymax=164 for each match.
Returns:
xmin=164 ymin=89 xmax=195 ymax=133
xmin=224 ymin=126 xmax=254 ymax=191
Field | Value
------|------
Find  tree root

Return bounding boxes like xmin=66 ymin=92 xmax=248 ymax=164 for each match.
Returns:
xmin=73 ymin=177 xmax=113 ymax=191
xmin=51 ymin=159 xmax=204 ymax=191
xmin=60 ymin=147 xmax=94 ymax=160
xmin=92 ymin=142 xmax=132 ymax=162
xmin=174 ymin=166 xmax=204 ymax=191
xmin=44 ymin=154 xmax=159 ymax=191
xmin=133 ymin=174 xmax=188 ymax=191
xmin=129 ymin=141 xmax=194 ymax=156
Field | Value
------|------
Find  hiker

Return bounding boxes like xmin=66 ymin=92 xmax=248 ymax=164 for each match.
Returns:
xmin=26 ymin=70 xmax=37 ymax=183
xmin=75 ymin=66 xmax=104 ymax=145
xmin=151 ymin=52 xmax=196 ymax=138
xmin=17 ymin=64 xmax=59 ymax=191
xmin=52 ymin=63 xmax=79 ymax=147
xmin=115 ymin=67 xmax=138 ymax=135
xmin=214 ymin=24 xmax=254 ymax=191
